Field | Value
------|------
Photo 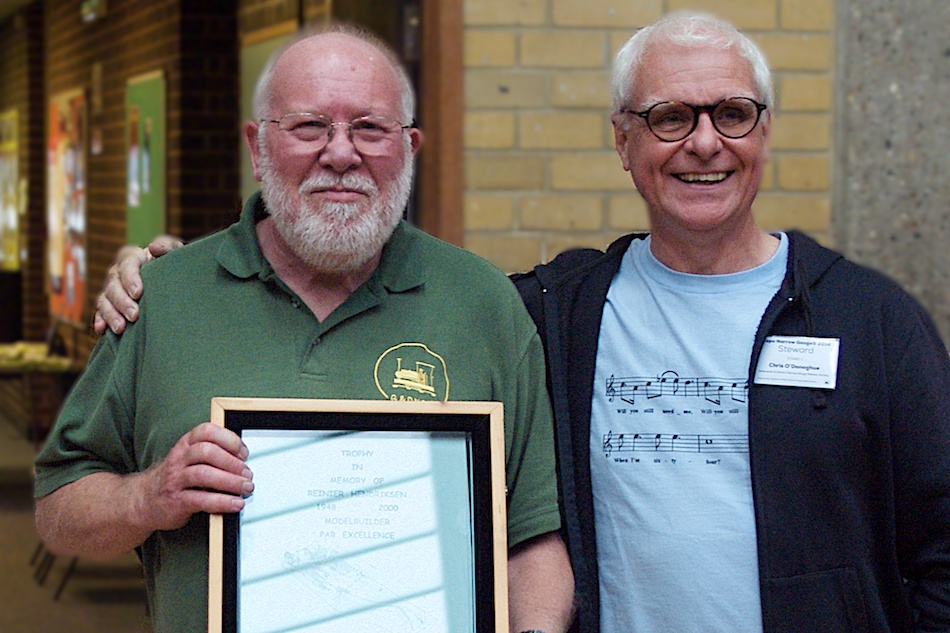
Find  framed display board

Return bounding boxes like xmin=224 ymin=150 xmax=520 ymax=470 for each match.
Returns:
xmin=208 ymin=397 xmax=508 ymax=633
xmin=0 ymin=109 xmax=18 ymax=272
xmin=125 ymin=70 xmax=166 ymax=246
xmin=46 ymin=89 xmax=87 ymax=325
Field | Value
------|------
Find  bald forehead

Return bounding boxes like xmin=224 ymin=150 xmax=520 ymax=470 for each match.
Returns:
xmin=261 ymin=32 xmax=406 ymax=120
xmin=273 ymin=33 xmax=399 ymax=88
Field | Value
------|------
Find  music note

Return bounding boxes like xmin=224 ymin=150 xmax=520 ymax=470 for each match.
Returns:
xmin=659 ymin=370 xmax=680 ymax=396
xmin=703 ymin=381 xmax=724 ymax=405
xmin=620 ymin=381 xmax=634 ymax=405
xmin=731 ymin=381 xmax=749 ymax=403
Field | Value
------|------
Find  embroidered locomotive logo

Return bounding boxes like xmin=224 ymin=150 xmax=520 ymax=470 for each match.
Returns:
xmin=374 ymin=343 xmax=450 ymax=401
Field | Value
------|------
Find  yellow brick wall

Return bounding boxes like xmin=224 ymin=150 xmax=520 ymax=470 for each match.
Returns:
xmin=462 ymin=0 xmax=835 ymax=272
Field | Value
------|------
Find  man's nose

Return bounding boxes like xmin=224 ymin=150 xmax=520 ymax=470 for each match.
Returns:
xmin=684 ymin=112 xmax=722 ymax=157
xmin=318 ymin=126 xmax=363 ymax=172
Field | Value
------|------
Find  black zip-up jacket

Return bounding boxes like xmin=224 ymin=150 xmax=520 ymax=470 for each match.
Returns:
xmin=511 ymin=230 xmax=950 ymax=633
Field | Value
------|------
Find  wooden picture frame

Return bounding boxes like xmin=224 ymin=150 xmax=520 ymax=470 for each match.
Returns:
xmin=208 ymin=397 xmax=508 ymax=633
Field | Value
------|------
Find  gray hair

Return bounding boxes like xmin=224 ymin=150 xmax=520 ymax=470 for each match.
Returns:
xmin=253 ymin=23 xmax=415 ymax=124
xmin=611 ymin=11 xmax=774 ymax=113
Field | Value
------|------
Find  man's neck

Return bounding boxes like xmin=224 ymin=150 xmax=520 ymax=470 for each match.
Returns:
xmin=256 ymin=217 xmax=382 ymax=322
xmin=649 ymin=222 xmax=779 ymax=275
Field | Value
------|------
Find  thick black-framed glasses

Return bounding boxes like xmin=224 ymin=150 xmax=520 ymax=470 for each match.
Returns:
xmin=622 ymin=97 xmax=767 ymax=142
xmin=260 ymin=113 xmax=414 ymax=155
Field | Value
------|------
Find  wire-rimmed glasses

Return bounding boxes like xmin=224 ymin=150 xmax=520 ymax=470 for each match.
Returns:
xmin=260 ymin=113 xmax=414 ymax=155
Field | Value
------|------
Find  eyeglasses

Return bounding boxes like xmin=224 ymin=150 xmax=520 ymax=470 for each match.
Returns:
xmin=622 ymin=97 xmax=767 ymax=142
xmin=260 ymin=113 xmax=414 ymax=155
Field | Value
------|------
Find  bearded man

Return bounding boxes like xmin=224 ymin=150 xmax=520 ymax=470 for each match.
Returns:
xmin=34 ymin=26 xmax=574 ymax=633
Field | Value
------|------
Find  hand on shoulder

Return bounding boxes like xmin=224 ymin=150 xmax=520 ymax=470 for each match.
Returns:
xmin=93 ymin=234 xmax=184 ymax=336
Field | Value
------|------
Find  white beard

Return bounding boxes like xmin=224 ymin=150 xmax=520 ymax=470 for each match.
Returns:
xmin=259 ymin=139 xmax=414 ymax=275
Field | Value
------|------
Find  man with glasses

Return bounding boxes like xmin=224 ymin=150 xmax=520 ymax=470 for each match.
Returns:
xmin=34 ymin=26 xmax=574 ymax=633
xmin=513 ymin=11 xmax=950 ymax=633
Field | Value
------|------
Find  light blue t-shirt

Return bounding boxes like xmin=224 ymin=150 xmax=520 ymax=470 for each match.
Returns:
xmin=591 ymin=233 xmax=788 ymax=633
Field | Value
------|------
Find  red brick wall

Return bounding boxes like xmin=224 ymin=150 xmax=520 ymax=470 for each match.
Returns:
xmin=0 ymin=3 xmax=44 ymax=433
xmin=42 ymin=0 xmax=239 ymax=359
xmin=0 ymin=5 xmax=42 ymax=343
xmin=0 ymin=0 xmax=241 ymax=436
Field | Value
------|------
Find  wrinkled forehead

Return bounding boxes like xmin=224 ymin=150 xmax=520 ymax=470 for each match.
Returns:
xmin=632 ymin=42 xmax=756 ymax=106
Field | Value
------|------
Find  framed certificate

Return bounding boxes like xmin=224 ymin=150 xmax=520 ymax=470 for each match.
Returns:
xmin=208 ymin=397 xmax=508 ymax=633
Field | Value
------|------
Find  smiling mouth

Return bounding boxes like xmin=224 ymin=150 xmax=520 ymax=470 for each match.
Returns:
xmin=309 ymin=187 xmax=370 ymax=200
xmin=675 ymin=172 xmax=732 ymax=183
xmin=316 ymin=185 xmax=365 ymax=193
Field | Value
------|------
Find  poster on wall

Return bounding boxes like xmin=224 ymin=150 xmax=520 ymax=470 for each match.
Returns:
xmin=47 ymin=89 xmax=87 ymax=325
xmin=126 ymin=70 xmax=165 ymax=247
xmin=0 ymin=109 xmax=18 ymax=272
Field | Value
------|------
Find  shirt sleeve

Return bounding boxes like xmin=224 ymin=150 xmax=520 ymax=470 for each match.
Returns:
xmin=33 ymin=332 xmax=139 ymax=499
xmin=503 ymin=323 xmax=562 ymax=548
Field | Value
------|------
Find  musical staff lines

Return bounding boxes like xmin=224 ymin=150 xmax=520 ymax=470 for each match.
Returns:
xmin=601 ymin=430 xmax=748 ymax=457
xmin=606 ymin=370 xmax=748 ymax=406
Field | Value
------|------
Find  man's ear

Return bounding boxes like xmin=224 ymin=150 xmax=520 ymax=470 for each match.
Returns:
xmin=408 ymin=127 xmax=424 ymax=157
xmin=243 ymin=120 xmax=263 ymax=181
xmin=612 ymin=115 xmax=632 ymax=172
xmin=759 ymin=111 xmax=771 ymax=164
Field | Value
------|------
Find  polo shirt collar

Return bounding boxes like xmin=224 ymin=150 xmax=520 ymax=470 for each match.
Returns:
xmin=215 ymin=191 xmax=271 ymax=280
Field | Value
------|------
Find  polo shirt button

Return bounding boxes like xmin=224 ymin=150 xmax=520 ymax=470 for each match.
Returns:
xmin=291 ymin=299 xmax=300 ymax=308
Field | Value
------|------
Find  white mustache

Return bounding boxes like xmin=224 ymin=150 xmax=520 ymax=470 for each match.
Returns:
xmin=300 ymin=173 xmax=378 ymax=196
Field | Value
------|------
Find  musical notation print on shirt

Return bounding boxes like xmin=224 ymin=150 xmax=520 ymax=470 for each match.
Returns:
xmin=601 ymin=430 xmax=748 ymax=458
xmin=606 ymin=370 xmax=749 ymax=406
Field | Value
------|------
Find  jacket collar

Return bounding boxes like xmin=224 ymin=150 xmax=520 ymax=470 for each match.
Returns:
xmin=783 ymin=230 xmax=843 ymax=298
xmin=532 ymin=232 xmax=645 ymax=291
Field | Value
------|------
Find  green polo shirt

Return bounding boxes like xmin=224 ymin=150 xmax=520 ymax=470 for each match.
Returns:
xmin=34 ymin=193 xmax=560 ymax=633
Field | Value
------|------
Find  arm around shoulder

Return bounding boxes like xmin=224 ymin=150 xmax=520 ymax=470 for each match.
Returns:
xmin=93 ymin=234 xmax=184 ymax=335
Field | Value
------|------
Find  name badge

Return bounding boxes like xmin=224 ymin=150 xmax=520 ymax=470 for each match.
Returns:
xmin=754 ymin=336 xmax=839 ymax=389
